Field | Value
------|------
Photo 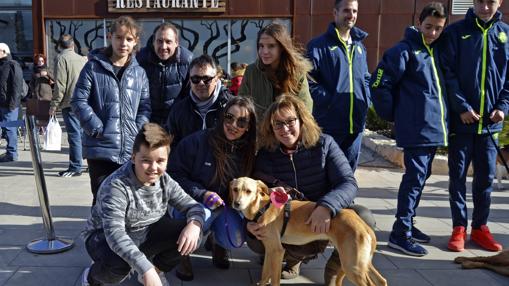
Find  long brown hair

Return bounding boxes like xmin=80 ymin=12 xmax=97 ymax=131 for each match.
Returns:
xmin=259 ymin=95 xmax=321 ymax=151
xmin=105 ymin=16 xmax=141 ymax=58
xmin=256 ymin=23 xmax=312 ymax=96
xmin=209 ymin=97 xmax=257 ymax=186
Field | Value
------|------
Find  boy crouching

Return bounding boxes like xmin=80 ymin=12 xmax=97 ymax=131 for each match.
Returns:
xmin=81 ymin=123 xmax=204 ymax=286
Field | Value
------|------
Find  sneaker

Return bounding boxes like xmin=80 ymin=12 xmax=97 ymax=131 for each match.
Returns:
xmin=471 ymin=225 xmax=503 ymax=251
xmin=81 ymin=267 xmax=91 ymax=286
xmin=137 ymin=270 xmax=170 ymax=286
xmin=412 ymin=226 xmax=431 ymax=243
xmin=58 ymin=169 xmax=82 ymax=177
xmin=411 ymin=218 xmax=431 ymax=243
xmin=447 ymin=226 xmax=466 ymax=252
xmin=0 ymin=153 xmax=16 ymax=163
xmin=388 ymin=232 xmax=428 ymax=256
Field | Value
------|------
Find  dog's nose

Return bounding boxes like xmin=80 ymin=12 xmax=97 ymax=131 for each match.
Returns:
xmin=233 ymin=201 xmax=240 ymax=209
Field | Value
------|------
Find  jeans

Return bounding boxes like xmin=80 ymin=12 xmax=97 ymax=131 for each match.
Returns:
xmin=392 ymin=147 xmax=436 ymax=235
xmin=85 ymin=215 xmax=186 ymax=285
xmin=448 ymin=132 xmax=496 ymax=228
xmin=330 ymin=132 xmax=363 ymax=172
xmin=0 ymin=107 xmax=19 ymax=159
xmin=61 ymin=107 xmax=82 ymax=172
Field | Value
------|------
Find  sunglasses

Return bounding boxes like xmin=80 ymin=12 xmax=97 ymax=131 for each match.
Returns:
xmin=273 ymin=117 xmax=298 ymax=130
xmin=190 ymin=75 xmax=215 ymax=85
xmin=224 ymin=113 xmax=250 ymax=129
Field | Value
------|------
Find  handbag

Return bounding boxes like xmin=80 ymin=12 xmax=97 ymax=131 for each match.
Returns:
xmin=44 ymin=115 xmax=62 ymax=151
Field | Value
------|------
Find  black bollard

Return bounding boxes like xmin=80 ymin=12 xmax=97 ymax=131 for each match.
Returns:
xmin=25 ymin=115 xmax=74 ymax=254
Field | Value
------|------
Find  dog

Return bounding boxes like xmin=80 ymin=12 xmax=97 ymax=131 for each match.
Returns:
xmin=229 ymin=177 xmax=387 ymax=286
xmin=495 ymin=147 xmax=509 ymax=190
xmin=455 ymin=249 xmax=509 ymax=277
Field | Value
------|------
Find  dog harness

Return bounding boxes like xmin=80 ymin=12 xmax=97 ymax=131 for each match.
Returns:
xmin=251 ymin=200 xmax=292 ymax=238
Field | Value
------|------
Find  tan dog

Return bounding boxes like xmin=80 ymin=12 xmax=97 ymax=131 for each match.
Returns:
xmin=455 ymin=250 xmax=509 ymax=276
xmin=229 ymin=177 xmax=387 ymax=286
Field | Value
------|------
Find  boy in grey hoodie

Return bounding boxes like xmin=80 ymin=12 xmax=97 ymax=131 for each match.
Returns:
xmin=81 ymin=123 xmax=204 ymax=286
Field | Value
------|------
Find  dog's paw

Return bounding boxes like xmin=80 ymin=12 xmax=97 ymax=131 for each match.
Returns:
xmin=462 ymin=260 xmax=485 ymax=269
xmin=454 ymin=256 xmax=469 ymax=264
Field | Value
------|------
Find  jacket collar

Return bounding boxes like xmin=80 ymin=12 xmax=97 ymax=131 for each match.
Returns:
xmin=465 ymin=7 xmax=502 ymax=27
xmin=326 ymin=22 xmax=368 ymax=44
xmin=89 ymin=47 xmax=139 ymax=74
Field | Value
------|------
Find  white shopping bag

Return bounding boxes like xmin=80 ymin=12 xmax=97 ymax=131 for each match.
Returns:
xmin=44 ymin=115 xmax=62 ymax=151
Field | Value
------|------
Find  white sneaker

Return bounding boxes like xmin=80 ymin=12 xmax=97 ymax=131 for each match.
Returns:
xmin=137 ymin=271 xmax=170 ymax=286
xmin=81 ymin=267 xmax=91 ymax=286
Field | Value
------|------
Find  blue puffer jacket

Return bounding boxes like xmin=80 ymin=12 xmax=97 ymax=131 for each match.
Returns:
xmin=137 ymin=37 xmax=193 ymax=126
xmin=370 ymin=26 xmax=448 ymax=148
xmin=307 ymin=23 xmax=371 ymax=136
xmin=441 ymin=8 xmax=509 ymax=134
xmin=71 ymin=49 xmax=151 ymax=164
xmin=254 ymin=134 xmax=357 ymax=217
xmin=168 ymin=129 xmax=249 ymax=202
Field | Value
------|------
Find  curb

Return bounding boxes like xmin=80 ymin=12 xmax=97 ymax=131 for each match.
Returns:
xmin=362 ymin=129 xmax=461 ymax=176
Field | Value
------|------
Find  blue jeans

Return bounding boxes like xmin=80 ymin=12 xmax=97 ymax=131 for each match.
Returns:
xmin=448 ymin=133 xmax=496 ymax=228
xmin=61 ymin=107 xmax=82 ymax=172
xmin=0 ymin=107 xmax=19 ymax=159
xmin=392 ymin=147 xmax=436 ymax=235
xmin=330 ymin=132 xmax=363 ymax=172
xmin=173 ymin=205 xmax=245 ymax=249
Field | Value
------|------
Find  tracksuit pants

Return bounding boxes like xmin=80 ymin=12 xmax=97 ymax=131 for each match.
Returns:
xmin=392 ymin=146 xmax=436 ymax=235
xmin=448 ymin=132 xmax=496 ymax=228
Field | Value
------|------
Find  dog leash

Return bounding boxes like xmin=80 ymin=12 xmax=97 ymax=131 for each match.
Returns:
xmin=253 ymin=171 xmax=306 ymax=201
xmin=485 ymin=123 xmax=509 ymax=174
xmin=249 ymin=199 xmax=292 ymax=238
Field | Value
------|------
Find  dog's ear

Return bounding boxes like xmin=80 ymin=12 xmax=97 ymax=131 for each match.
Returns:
xmin=257 ymin=180 xmax=270 ymax=196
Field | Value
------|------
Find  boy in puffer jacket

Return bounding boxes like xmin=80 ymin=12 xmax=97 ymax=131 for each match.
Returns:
xmin=370 ymin=2 xmax=448 ymax=257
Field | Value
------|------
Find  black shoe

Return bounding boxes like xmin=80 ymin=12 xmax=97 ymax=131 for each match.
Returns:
xmin=175 ymin=255 xmax=194 ymax=281
xmin=58 ymin=169 xmax=82 ymax=177
xmin=0 ymin=153 xmax=16 ymax=163
xmin=212 ymin=243 xmax=230 ymax=269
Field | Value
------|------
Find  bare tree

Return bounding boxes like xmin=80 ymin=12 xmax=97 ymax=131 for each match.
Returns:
xmin=212 ymin=19 xmax=249 ymax=60
xmin=69 ymin=21 xmax=84 ymax=54
xmin=170 ymin=20 xmax=199 ymax=51
xmin=84 ymin=22 xmax=104 ymax=51
xmin=201 ymin=20 xmax=220 ymax=55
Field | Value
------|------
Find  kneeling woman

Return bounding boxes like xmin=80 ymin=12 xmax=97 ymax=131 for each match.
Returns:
xmin=168 ymin=96 xmax=257 ymax=280
xmin=248 ymin=95 xmax=375 ymax=285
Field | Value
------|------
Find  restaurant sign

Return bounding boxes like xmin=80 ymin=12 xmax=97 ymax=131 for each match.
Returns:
xmin=108 ymin=0 xmax=226 ymax=13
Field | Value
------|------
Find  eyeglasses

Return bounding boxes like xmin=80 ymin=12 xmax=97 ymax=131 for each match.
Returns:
xmin=273 ymin=118 xmax=298 ymax=130
xmin=224 ymin=113 xmax=250 ymax=129
xmin=190 ymin=75 xmax=215 ymax=85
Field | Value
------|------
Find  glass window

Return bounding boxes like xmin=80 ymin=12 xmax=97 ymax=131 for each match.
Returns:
xmin=0 ymin=0 xmax=31 ymax=7
xmin=0 ymin=10 xmax=33 ymax=80
xmin=45 ymin=20 xmax=105 ymax=68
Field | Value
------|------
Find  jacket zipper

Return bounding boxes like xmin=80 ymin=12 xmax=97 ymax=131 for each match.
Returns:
xmin=288 ymin=153 xmax=299 ymax=191
xmin=335 ymin=28 xmax=355 ymax=134
xmin=475 ymin=18 xmax=494 ymax=134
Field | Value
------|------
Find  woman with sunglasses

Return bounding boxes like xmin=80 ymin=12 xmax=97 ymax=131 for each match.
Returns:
xmin=168 ymin=96 xmax=257 ymax=281
xmin=238 ymin=22 xmax=313 ymax=116
xmin=166 ymin=54 xmax=232 ymax=148
xmin=246 ymin=95 xmax=374 ymax=285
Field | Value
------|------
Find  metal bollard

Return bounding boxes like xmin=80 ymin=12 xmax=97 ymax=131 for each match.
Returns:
xmin=25 ymin=115 xmax=74 ymax=254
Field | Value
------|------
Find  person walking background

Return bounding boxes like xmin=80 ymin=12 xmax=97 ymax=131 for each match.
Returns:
xmin=441 ymin=0 xmax=508 ymax=253
xmin=50 ymin=34 xmax=87 ymax=177
xmin=72 ymin=16 xmax=151 ymax=205
xmin=371 ymin=2 xmax=448 ymax=257
xmin=137 ymin=22 xmax=193 ymax=126
xmin=306 ymin=0 xmax=371 ymax=172
xmin=27 ymin=53 xmax=53 ymax=127
xmin=238 ymin=22 xmax=313 ymax=116
xmin=0 ymin=43 xmax=24 ymax=163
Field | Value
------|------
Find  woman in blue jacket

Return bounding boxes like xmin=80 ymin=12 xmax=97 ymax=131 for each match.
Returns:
xmin=71 ymin=16 xmax=151 ymax=206
xmin=168 ymin=96 xmax=257 ymax=280
xmin=247 ymin=95 xmax=373 ymax=285
xmin=370 ymin=3 xmax=448 ymax=257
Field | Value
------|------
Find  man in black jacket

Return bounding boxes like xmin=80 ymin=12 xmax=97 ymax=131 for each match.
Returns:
xmin=137 ymin=22 xmax=193 ymax=126
xmin=0 ymin=43 xmax=24 ymax=162
xmin=166 ymin=54 xmax=232 ymax=148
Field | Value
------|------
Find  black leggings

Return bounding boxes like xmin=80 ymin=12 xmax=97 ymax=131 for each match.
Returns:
xmin=85 ymin=215 xmax=187 ymax=285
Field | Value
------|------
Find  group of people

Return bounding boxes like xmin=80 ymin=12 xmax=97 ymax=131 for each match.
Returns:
xmin=0 ymin=0 xmax=507 ymax=285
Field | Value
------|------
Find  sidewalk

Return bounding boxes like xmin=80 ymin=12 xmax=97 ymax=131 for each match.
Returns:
xmin=0 ymin=132 xmax=508 ymax=286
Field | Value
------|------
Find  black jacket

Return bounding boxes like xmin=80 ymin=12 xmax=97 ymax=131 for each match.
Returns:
xmin=0 ymin=57 xmax=24 ymax=110
xmin=137 ymin=37 xmax=193 ymax=126
xmin=166 ymin=86 xmax=232 ymax=147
